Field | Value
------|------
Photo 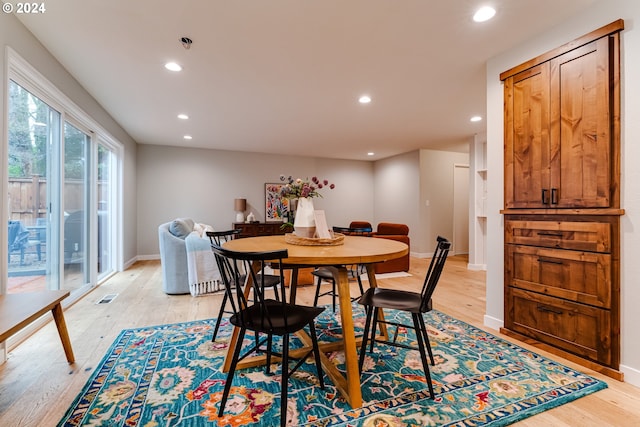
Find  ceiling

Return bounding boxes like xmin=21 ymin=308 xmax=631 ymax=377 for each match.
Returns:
xmin=16 ymin=0 xmax=596 ymax=160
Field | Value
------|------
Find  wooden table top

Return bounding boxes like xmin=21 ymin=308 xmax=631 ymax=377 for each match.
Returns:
xmin=0 ymin=290 xmax=70 ymax=342
xmin=223 ymin=234 xmax=408 ymax=266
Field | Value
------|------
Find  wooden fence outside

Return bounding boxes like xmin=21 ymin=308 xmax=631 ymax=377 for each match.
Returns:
xmin=8 ymin=175 xmax=89 ymax=226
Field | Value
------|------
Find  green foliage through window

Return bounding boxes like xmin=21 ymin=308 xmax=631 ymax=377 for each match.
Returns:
xmin=8 ymin=80 xmax=50 ymax=178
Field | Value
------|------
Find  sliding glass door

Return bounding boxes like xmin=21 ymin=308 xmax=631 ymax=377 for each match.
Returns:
xmin=97 ymin=143 xmax=115 ymax=277
xmin=6 ymin=79 xmax=118 ymax=295
xmin=63 ymin=121 xmax=90 ymax=292
xmin=7 ymin=80 xmax=60 ymax=292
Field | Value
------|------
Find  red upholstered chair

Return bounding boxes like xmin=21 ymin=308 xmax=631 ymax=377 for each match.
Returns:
xmin=373 ymin=222 xmax=410 ymax=274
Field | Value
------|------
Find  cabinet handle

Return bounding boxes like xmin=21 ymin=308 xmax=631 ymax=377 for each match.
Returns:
xmin=537 ymin=304 xmax=563 ymax=315
xmin=551 ymin=188 xmax=558 ymax=205
xmin=538 ymin=257 xmax=564 ymax=265
xmin=537 ymin=231 xmax=563 ymax=237
xmin=541 ymin=189 xmax=549 ymax=204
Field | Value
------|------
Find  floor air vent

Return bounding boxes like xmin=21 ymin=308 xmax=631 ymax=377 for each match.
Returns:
xmin=96 ymin=293 xmax=118 ymax=304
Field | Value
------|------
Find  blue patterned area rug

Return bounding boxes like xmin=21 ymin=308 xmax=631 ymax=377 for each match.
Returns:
xmin=58 ymin=306 xmax=606 ymax=426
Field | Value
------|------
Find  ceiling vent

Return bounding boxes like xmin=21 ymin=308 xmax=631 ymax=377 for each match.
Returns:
xmin=180 ymin=37 xmax=193 ymax=50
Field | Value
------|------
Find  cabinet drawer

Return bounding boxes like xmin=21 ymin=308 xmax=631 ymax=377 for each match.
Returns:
xmin=257 ymin=224 xmax=277 ymax=235
xmin=232 ymin=224 xmax=254 ymax=238
xmin=507 ymin=245 xmax=611 ymax=308
xmin=506 ymin=288 xmax=612 ymax=365
xmin=506 ymin=220 xmax=610 ymax=252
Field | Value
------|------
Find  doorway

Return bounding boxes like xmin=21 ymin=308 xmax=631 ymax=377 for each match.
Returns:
xmin=453 ymin=164 xmax=469 ymax=255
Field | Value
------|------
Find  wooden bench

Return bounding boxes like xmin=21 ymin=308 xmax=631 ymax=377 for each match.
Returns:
xmin=0 ymin=290 xmax=75 ymax=363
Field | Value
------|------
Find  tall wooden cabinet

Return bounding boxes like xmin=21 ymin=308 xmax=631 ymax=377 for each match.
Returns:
xmin=500 ymin=20 xmax=624 ymax=379
xmin=504 ymin=30 xmax=617 ymax=209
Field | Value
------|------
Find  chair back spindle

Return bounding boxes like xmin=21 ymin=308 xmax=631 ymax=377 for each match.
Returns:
xmin=210 ymin=244 xmax=289 ymax=332
xmin=419 ymin=236 xmax=451 ymax=312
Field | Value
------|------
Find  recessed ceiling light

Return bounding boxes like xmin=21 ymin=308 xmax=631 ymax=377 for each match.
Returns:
xmin=177 ymin=114 xmax=189 ymax=120
xmin=165 ymin=62 xmax=182 ymax=72
xmin=183 ymin=135 xmax=192 ymax=140
xmin=359 ymin=95 xmax=371 ymax=104
xmin=367 ymin=152 xmax=375 ymax=156
xmin=473 ymin=6 xmax=496 ymax=22
xmin=470 ymin=116 xmax=482 ymax=122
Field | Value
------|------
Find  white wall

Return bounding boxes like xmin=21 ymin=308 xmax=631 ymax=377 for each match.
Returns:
xmin=136 ymin=144 xmax=374 ymax=256
xmin=418 ymin=149 xmax=469 ymax=255
xmin=485 ymin=0 xmax=640 ymax=386
xmin=371 ymin=149 xmax=469 ymax=256
xmin=373 ymin=150 xmax=420 ymax=244
xmin=0 ymin=12 xmax=139 ymax=270
xmin=137 ymin=145 xmax=469 ymax=259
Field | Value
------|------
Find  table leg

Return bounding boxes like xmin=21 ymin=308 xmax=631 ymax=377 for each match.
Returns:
xmin=326 ymin=265 xmax=363 ymax=408
xmin=51 ymin=303 xmax=75 ymax=363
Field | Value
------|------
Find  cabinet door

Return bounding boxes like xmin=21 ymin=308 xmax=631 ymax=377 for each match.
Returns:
xmin=506 ymin=287 xmax=612 ymax=365
xmin=504 ymin=62 xmax=550 ymax=208
xmin=507 ymin=245 xmax=611 ymax=308
xmin=549 ymin=38 xmax=611 ymax=207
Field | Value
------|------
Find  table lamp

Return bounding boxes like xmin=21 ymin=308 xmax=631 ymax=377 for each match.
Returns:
xmin=234 ymin=198 xmax=247 ymax=222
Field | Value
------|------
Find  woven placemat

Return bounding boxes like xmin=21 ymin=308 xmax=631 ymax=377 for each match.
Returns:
xmin=284 ymin=232 xmax=345 ymax=246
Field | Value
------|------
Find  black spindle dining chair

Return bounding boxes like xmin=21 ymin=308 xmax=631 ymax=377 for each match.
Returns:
xmin=206 ymin=229 xmax=281 ymax=342
xmin=357 ymin=235 xmax=450 ymax=399
xmin=210 ymin=243 xmax=325 ymax=427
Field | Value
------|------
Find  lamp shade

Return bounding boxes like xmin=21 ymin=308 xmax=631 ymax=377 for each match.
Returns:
xmin=234 ymin=198 xmax=247 ymax=212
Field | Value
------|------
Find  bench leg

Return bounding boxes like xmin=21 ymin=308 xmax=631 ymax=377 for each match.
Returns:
xmin=51 ymin=303 xmax=75 ymax=363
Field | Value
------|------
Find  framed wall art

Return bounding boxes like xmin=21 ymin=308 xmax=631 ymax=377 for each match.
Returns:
xmin=265 ymin=183 xmax=289 ymax=222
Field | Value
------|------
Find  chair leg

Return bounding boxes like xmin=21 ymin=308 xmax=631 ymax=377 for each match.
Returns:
xmin=369 ymin=307 xmax=380 ymax=353
xmin=313 ymin=276 xmax=322 ymax=306
xmin=266 ymin=334 xmax=273 ymax=375
xmin=359 ymin=306 xmax=374 ymax=373
xmin=211 ymin=292 xmax=228 ymax=342
xmin=356 ymin=266 xmax=365 ymax=296
xmin=280 ymin=334 xmax=290 ymax=427
xmin=412 ymin=314 xmax=434 ymax=399
xmin=331 ymin=279 xmax=337 ymax=312
xmin=219 ymin=328 xmax=246 ymax=417
xmin=418 ymin=314 xmax=435 ymax=365
xmin=308 ymin=322 xmax=325 ymax=389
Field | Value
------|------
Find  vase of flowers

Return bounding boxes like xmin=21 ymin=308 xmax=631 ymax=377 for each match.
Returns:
xmin=294 ymin=197 xmax=316 ymax=238
xmin=277 ymin=174 xmax=335 ymax=238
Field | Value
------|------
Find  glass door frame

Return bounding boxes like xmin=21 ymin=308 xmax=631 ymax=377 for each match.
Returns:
xmin=2 ymin=48 xmax=123 ymax=351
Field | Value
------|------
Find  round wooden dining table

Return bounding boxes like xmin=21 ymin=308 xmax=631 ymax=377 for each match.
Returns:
xmin=222 ymin=234 xmax=408 ymax=409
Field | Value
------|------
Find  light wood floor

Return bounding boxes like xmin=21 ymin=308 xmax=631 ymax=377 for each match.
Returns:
xmin=1 ymin=256 xmax=639 ymax=426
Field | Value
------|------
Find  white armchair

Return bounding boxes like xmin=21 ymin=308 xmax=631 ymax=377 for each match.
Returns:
xmin=158 ymin=218 xmax=220 ymax=296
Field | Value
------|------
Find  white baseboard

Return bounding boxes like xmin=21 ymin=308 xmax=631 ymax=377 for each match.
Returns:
xmin=123 ymin=257 xmax=137 ymax=270
xmin=483 ymin=314 xmax=503 ymax=332
xmin=122 ymin=254 xmax=157 ymax=271
xmin=620 ymin=364 xmax=640 ymax=388
xmin=410 ymin=251 xmax=433 ymax=259
xmin=136 ymin=254 xmax=160 ymax=261
xmin=467 ymin=263 xmax=487 ymax=271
